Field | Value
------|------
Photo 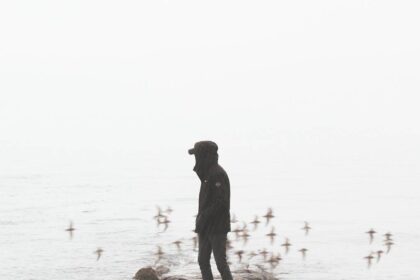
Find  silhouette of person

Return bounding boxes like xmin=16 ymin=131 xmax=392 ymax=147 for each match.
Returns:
xmin=188 ymin=141 xmax=233 ymax=280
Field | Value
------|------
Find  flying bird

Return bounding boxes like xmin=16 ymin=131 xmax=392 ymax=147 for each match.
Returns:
xmin=235 ymin=250 xmax=245 ymax=263
xmin=158 ymin=216 xmax=171 ymax=232
xmin=259 ymin=248 xmax=269 ymax=261
xmin=263 ymin=208 xmax=274 ymax=225
xmin=281 ymin=238 xmax=292 ymax=254
xmin=385 ymin=241 xmax=394 ymax=253
xmin=364 ymin=254 xmax=374 ymax=268
xmin=376 ymin=250 xmax=384 ymax=262
xmin=366 ymin=229 xmax=376 ymax=244
xmin=266 ymin=226 xmax=276 ymax=244
xmin=267 ymin=253 xmax=280 ymax=268
xmin=232 ymin=226 xmax=243 ymax=239
xmin=94 ymin=248 xmax=104 ymax=261
xmin=65 ymin=221 xmax=75 ymax=239
xmin=154 ymin=206 xmax=165 ymax=221
xmin=384 ymin=232 xmax=393 ymax=241
xmin=155 ymin=246 xmax=165 ymax=263
xmin=172 ymin=240 xmax=182 ymax=251
xmin=250 ymin=216 xmax=261 ymax=230
xmin=299 ymin=248 xmax=308 ymax=260
xmin=302 ymin=221 xmax=311 ymax=235
xmin=241 ymin=229 xmax=251 ymax=245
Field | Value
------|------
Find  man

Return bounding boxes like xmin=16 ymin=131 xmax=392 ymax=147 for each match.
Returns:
xmin=188 ymin=141 xmax=233 ymax=280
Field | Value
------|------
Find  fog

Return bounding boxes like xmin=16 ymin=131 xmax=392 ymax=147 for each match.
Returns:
xmin=1 ymin=0 xmax=420 ymax=181
xmin=1 ymin=2 xmax=420 ymax=279
xmin=0 ymin=1 xmax=420 ymax=149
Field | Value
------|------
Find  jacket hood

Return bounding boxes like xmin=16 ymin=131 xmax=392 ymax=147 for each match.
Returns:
xmin=189 ymin=141 xmax=219 ymax=181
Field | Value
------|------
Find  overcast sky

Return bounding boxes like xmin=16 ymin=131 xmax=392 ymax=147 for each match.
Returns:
xmin=1 ymin=0 xmax=419 ymax=170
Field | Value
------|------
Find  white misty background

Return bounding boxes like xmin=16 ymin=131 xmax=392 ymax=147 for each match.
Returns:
xmin=0 ymin=1 xmax=420 ymax=279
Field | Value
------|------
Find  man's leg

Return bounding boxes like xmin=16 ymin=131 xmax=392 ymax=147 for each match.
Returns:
xmin=198 ymin=232 xmax=214 ymax=280
xmin=209 ymin=233 xmax=233 ymax=280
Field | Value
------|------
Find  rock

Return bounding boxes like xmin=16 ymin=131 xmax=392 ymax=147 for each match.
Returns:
xmin=161 ymin=277 xmax=188 ymax=280
xmin=233 ymin=268 xmax=278 ymax=280
xmin=134 ymin=265 xmax=277 ymax=280
xmin=133 ymin=267 xmax=159 ymax=280
xmin=155 ymin=265 xmax=170 ymax=276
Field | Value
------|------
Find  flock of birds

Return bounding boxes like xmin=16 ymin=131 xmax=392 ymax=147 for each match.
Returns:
xmin=149 ymin=206 xmax=311 ymax=270
xmin=151 ymin=207 xmax=313 ymax=270
xmin=151 ymin=206 xmax=396 ymax=272
xmin=364 ymin=228 xmax=395 ymax=268
xmin=64 ymin=206 xmax=396 ymax=272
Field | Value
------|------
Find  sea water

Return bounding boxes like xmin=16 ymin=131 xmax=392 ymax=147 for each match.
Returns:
xmin=1 ymin=148 xmax=419 ymax=279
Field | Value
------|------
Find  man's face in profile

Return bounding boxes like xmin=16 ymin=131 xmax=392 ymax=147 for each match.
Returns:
xmin=193 ymin=153 xmax=199 ymax=167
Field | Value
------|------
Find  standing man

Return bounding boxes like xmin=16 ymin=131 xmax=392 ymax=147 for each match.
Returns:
xmin=188 ymin=141 xmax=233 ymax=280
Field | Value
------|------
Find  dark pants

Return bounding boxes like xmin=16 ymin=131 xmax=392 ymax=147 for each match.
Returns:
xmin=197 ymin=232 xmax=233 ymax=280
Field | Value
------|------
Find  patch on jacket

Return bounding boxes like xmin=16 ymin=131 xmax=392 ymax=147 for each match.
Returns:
xmin=215 ymin=182 xmax=222 ymax=188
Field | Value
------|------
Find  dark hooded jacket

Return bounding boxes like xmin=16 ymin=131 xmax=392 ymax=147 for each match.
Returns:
xmin=191 ymin=142 xmax=231 ymax=234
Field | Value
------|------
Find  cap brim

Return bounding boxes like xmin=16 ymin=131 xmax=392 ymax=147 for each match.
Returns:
xmin=188 ymin=148 xmax=195 ymax=155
